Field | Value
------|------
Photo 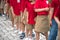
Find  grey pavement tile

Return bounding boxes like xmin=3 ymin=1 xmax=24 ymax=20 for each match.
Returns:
xmin=3 ymin=36 xmax=10 ymax=40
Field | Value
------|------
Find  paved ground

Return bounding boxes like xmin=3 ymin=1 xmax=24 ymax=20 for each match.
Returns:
xmin=0 ymin=16 xmax=49 ymax=40
xmin=0 ymin=16 xmax=20 ymax=40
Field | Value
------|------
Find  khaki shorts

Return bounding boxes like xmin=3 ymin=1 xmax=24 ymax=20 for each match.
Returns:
xmin=26 ymin=24 xmax=34 ymax=30
xmin=35 ymin=15 xmax=50 ymax=33
xmin=14 ymin=15 xmax=21 ymax=24
xmin=22 ymin=11 xmax=28 ymax=24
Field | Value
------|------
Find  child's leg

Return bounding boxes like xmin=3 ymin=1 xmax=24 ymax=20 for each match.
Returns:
xmin=20 ymin=22 xmax=25 ymax=32
xmin=20 ymin=12 xmax=25 ymax=32
xmin=26 ymin=29 xmax=29 ymax=37
xmin=16 ymin=16 xmax=19 ymax=30
xmin=36 ymin=32 xmax=39 ymax=40
xmin=11 ymin=15 xmax=14 ymax=27
xmin=29 ymin=29 xmax=32 ymax=38
xmin=44 ymin=32 xmax=48 ymax=40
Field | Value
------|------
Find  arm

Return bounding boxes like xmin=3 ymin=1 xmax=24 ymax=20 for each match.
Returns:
xmin=49 ymin=7 xmax=54 ymax=21
xmin=49 ymin=7 xmax=54 ymax=25
xmin=54 ymin=16 xmax=60 ymax=24
xmin=21 ymin=8 xmax=28 ymax=22
xmin=34 ymin=7 xmax=49 ymax=12
xmin=54 ymin=16 xmax=60 ymax=29
xmin=10 ymin=6 xmax=15 ymax=17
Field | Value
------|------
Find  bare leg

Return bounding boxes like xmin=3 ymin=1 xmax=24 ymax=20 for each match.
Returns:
xmin=12 ymin=16 xmax=14 ymax=27
xmin=29 ymin=30 xmax=32 ymax=38
xmin=20 ymin=22 xmax=25 ymax=32
xmin=44 ymin=32 xmax=48 ymax=40
xmin=16 ymin=21 xmax=19 ymax=30
xmin=26 ymin=29 xmax=29 ymax=37
xmin=36 ymin=32 xmax=39 ymax=40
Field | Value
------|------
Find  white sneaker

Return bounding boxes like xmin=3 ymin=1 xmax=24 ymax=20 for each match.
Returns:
xmin=2 ymin=14 xmax=5 ymax=16
xmin=18 ymin=31 xmax=22 ymax=35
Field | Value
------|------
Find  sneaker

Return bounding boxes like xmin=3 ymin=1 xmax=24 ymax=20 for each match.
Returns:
xmin=2 ymin=14 xmax=5 ymax=17
xmin=19 ymin=32 xmax=25 ymax=39
xmin=32 ymin=33 xmax=35 ymax=38
xmin=29 ymin=32 xmax=35 ymax=38
xmin=18 ymin=31 xmax=22 ymax=35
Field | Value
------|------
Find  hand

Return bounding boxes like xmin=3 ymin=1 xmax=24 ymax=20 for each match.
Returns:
xmin=50 ymin=21 xmax=52 ymax=26
xmin=45 ymin=8 xmax=49 ymax=11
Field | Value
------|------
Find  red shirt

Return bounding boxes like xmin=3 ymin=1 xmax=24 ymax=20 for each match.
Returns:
xmin=26 ymin=1 xmax=37 ymax=25
xmin=9 ymin=0 xmax=21 ymax=16
xmin=20 ymin=0 xmax=28 ymax=12
xmin=54 ymin=0 xmax=60 ymax=21
xmin=51 ymin=0 xmax=59 ymax=19
xmin=34 ymin=0 xmax=49 ymax=15
xmin=54 ymin=12 xmax=60 ymax=21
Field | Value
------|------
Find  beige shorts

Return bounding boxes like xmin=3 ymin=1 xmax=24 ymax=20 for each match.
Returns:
xmin=26 ymin=24 xmax=34 ymax=30
xmin=22 ymin=11 xmax=28 ymax=24
xmin=14 ymin=15 xmax=21 ymax=24
xmin=35 ymin=15 xmax=50 ymax=33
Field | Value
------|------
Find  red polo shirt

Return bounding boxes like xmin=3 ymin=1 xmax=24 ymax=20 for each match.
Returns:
xmin=26 ymin=1 xmax=37 ymax=25
xmin=51 ymin=0 xmax=59 ymax=19
xmin=54 ymin=11 xmax=60 ymax=21
xmin=9 ymin=0 xmax=21 ymax=16
xmin=20 ymin=0 xmax=28 ymax=12
xmin=54 ymin=0 xmax=60 ymax=21
xmin=34 ymin=0 xmax=49 ymax=15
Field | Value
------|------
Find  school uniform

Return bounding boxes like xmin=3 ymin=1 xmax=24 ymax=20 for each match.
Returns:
xmin=34 ymin=0 xmax=50 ymax=32
xmin=9 ymin=0 xmax=21 ymax=24
xmin=48 ymin=0 xmax=59 ymax=40
xmin=25 ymin=1 xmax=37 ymax=30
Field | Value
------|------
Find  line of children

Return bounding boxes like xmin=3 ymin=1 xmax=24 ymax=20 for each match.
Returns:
xmin=8 ymin=0 xmax=50 ymax=40
xmin=9 ymin=0 xmax=26 ymax=39
xmin=4 ymin=0 xmax=60 ymax=40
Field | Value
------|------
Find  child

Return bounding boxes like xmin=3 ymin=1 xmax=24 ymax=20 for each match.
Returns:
xmin=23 ymin=0 xmax=37 ymax=40
xmin=54 ymin=11 xmax=60 ymax=40
xmin=9 ymin=0 xmax=21 ymax=32
xmin=54 ymin=1 xmax=60 ymax=40
xmin=48 ymin=0 xmax=59 ymax=40
xmin=4 ymin=0 xmax=10 ymax=19
xmin=9 ymin=0 xmax=26 ymax=39
xmin=34 ymin=0 xmax=50 ymax=40
xmin=0 ymin=0 xmax=4 ymax=16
